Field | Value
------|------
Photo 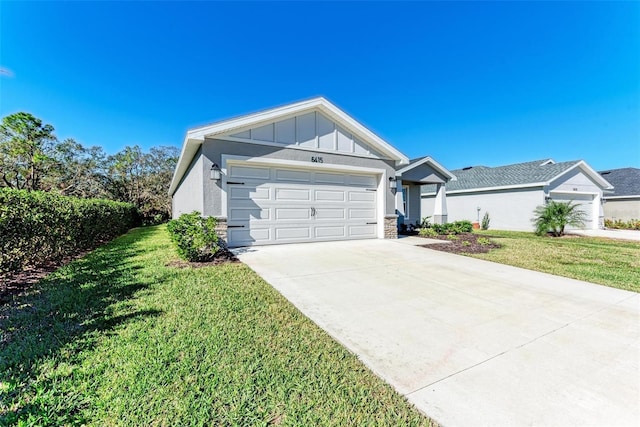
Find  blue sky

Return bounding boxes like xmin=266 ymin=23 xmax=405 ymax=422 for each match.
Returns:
xmin=1 ymin=1 xmax=638 ymax=171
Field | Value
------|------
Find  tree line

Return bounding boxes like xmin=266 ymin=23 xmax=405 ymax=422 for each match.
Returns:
xmin=0 ymin=112 xmax=179 ymax=222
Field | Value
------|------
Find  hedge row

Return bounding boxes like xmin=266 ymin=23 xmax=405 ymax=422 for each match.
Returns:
xmin=0 ymin=188 xmax=139 ymax=275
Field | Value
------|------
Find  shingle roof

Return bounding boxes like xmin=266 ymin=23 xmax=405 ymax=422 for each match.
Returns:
xmin=599 ymin=168 xmax=640 ymax=197
xmin=423 ymin=159 xmax=583 ymax=193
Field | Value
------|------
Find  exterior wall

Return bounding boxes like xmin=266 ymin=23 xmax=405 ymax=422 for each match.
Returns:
xmin=401 ymin=184 xmax=422 ymax=226
xmin=202 ymin=137 xmax=397 ymax=218
xmin=422 ymin=187 xmax=544 ymax=231
xmin=171 ymin=148 xmax=204 ymax=218
xmin=604 ymin=198 xmax=640 ymax=221
xmin=548 ymin=168 xmax=601 ymax=193
xmin=400 ymin=164 xmax=445 ymax=183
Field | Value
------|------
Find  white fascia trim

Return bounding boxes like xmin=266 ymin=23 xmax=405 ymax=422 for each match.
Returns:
xmin=396 ymin=156 xmax=457 ymax=181
xmin=603 ymin=195 xmax=640 ymax=200
xmin=190 ymin=97 xmax=408 ymax=165
xmin=168 ymin=136 xmax=202 ymax=195
xmin=220 ymin=154 xmax=389 ymax=239
xmin=439 ymin=182 xmax=547 ymax=195
xmin=549 ymin=161 xmax=614 ymax=190
xmin=548 ymin=190 xmax=598 ymax=196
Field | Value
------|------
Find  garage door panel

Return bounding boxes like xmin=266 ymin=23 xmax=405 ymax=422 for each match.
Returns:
xmin=228 ymin=228 xmax=270 ymax=245
xmin=229 ymin=165 xmax=270 ymax=180
xmin=315 ymin=189 xmax=346 ymax=202
xmin=276 ymin=227 xmax=311 ymax=240
xmin=315 ymin=208 xmax=345 ymax=219
xmin=229 ymin=207 xmax=268 ymax=221
xmin=275 ymin=188 xmax=311 ymax=201
xmin=275 ymin=208 xmax=311 ymax=220
xmin=349 ymin=224 xmax=377 ymax=236
xmin=348 ymin=174 xmax=377 ymax=187
xmin=275 ymin=168 xmax=311 ymax=182
xmin=349 ymin=191 xmax=376 ymax=202
xmin=315 ymin=173 xmax=346 ymax=185
xmin=551 ymin=194 xmax=593 ymax=229
xmin=349 ymin=209 xmax=376 ymax=220
xmin=229 ymin=186 xmax=270 ymax=200
xmin=315 ymin=226 xmax=346 ymax=238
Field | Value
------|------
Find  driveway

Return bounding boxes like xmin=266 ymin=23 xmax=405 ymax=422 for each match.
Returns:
xmin=236 ymin=239 xmax=639 ymax=426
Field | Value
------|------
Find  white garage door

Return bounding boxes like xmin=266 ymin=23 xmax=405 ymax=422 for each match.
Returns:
xmin=226 ymin=164 xmax=378 ymax=247
xmin=550 ymin=193 xmax=594 ymax=230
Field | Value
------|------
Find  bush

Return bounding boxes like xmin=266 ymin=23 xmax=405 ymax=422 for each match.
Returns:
xmin=166 ymin=212 xmax=221 ymax=262
xmin=418 ymin=227 xmax=439 ymax=238
xmin=532 ymin=201 xmax=586 ymax=237
xmin=481 ymin=212 xmax=490 ymax=230
xmin=0 ymin=188 xmax=138 ymax=275
xmin=604 ymin=218 xmax=640 ymax=230
xmin=430 ymin=220 xmax=473 ymax=235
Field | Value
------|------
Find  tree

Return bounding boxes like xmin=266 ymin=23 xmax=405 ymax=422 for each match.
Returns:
xmin=532 ymin=201 xmax=586 ymax=237
xmin=0 ymin=112 xmax=56 ymax=190
xmin=46 ymin=138 xmax=108 ymax=198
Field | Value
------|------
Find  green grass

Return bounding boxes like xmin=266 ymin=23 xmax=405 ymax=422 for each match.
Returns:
xmin=0 ymin=226 xmax=432 ymax=426
xmin=472 ymin=230 xmax=640 ymax=292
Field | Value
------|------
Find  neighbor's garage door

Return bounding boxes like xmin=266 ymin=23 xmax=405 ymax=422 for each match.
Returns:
xmin=550 ymin=193 xmax=594 ymax=230
xmin=226 ymin=163 xmax=378 ymax=247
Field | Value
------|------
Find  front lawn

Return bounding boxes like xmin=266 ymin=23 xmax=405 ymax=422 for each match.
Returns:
xmin=471 ymin=230 xmax=640 ymax=293
xmin=0 ymin=226 xmax=432 ymax=426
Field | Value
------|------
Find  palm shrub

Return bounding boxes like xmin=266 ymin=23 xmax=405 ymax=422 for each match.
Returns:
xmin=532 ymin=201 xmax=586 ymax=237
xmin=166 ymin=212 xmax=221 ymax=262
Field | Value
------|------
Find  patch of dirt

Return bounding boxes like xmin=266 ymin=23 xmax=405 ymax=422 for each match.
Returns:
xmin=421 ymin=233 xmax=501 ymax=254
xmin=165 ymin=248 xmax=239 ymax=269
xmin=0 ymin=249 xmax=95 ymax=305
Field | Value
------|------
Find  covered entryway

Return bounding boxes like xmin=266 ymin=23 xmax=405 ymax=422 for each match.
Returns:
xmin=226 ymin=163 xmax=378 ymax=246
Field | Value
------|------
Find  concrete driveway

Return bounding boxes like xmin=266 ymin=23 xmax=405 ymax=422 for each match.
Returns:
xmin=236 ymin=239 xmax=640 ymax=426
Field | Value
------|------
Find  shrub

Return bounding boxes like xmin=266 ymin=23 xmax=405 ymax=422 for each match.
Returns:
xmin=477 ymin=237 xmax=492 ymax=246
xmin=446 ymin=234 xmax=459 ymax=241
xmin=166 ymin=212 xmax=221 ymax=262
xmin=0 ymin=188 xmax=138 ymax=275
xmin=481 ymin=212 xmax=490 ymax=230
xmin=532 ymin=201 xmax=586 ymax=237
xmin=604 ymin=218 xmax=640 ymax=230
xmin=418 ymin=227 xmax=439 ymax=238
xmin=462 ymin=240 xmax=471 ymax=246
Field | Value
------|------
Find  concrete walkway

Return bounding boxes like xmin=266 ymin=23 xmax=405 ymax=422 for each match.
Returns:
xmin=236 ymin=239 xmax=640 ymax=426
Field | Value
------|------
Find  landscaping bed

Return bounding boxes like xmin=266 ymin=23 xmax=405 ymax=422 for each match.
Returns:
xmin=421 ymin=232 xmax=500 ymax=254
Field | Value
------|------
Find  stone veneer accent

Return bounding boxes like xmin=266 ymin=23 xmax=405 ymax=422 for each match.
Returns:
xmin=214 ymin=216 xmax=228 ymax=244
xmin=384 ymin=214 xmax=398 ymax=239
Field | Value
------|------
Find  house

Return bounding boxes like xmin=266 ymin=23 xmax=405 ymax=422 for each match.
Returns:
xmin=168 ymin=97 xmax=453 ymax=247
xmin=599 ymin=167 xmax=640 ymax=221
xmin=421 ymin=159 xmax=614 ymax=231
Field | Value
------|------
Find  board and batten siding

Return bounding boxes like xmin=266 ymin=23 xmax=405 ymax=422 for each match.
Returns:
xmin=422 ymin=187 xmax=545 ymax=231
xmin=172 ymin=148 xmax=204 ymax=218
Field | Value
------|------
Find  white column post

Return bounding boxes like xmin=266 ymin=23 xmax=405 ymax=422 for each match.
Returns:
xmin=433 ymin=183 xmax=448 ymax=224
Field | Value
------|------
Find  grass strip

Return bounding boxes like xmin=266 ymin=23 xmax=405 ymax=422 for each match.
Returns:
xmin=1 ymin=225 xmax=432 ymax=426
xmin=472 ymin=230 xmax=640 ymax=293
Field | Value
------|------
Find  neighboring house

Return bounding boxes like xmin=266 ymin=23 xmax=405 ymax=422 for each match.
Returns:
xmin=599 ymin=167 xmax=640 ymax=221
xmin=421 ymin=159 xmax=614 ymax=231
xmin=395 ymin=156 xmax=456 ymax=226
xmin=169 ymin=97 xmax=452 ymax=247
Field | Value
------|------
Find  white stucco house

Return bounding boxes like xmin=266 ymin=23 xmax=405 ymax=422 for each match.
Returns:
xmin=421 ymin=159 xmax=614 ymax=231
xmin=599 ymin=168 xmax=640 ymax=222
xmin=168 ymin=97 xmax=454 ymax=247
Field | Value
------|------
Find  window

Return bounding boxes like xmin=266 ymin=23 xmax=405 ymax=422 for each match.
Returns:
xmin=402 ymin=185 xmax=409 ymax=219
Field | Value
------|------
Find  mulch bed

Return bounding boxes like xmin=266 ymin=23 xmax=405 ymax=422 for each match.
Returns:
xmin=421 ymin=232 xmax=501 ymax=254
xmin=165 ymin=248 xmax=239 ymax=269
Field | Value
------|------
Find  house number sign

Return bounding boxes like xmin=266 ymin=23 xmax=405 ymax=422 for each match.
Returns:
xmin=311 ymin=156 xmax=324 ymax=163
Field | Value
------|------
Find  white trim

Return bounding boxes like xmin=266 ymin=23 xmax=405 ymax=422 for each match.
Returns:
xmin=169 ymin=97 xmax=409 ymax=195
xmin=220 ymin=154 xmax=388 ymax=239
xmin=397 ymin=156 xmax=457 ymax=181
xmin=548 ymin=190 xmax=599 ymax=196
xmin=602 ymin=195 xmax=640 ymax=200
xmin=402 ymin=185 xmax=410 ymax=220
xmin=539 ymin=159 xmax=555 ymax=166
xmin=421 ymin=181 xmax=547 ymax=196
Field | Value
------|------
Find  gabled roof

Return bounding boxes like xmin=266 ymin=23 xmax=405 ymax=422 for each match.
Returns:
xmin=422 ymin=158 xmax=613 ymax=194
xmin=396 ymin=156 xmax=456 ymax=181
xmin=169 ymin=97 xmax=409 ymax=195
xmin=599 ymin=167 xmax=640 ymax=197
